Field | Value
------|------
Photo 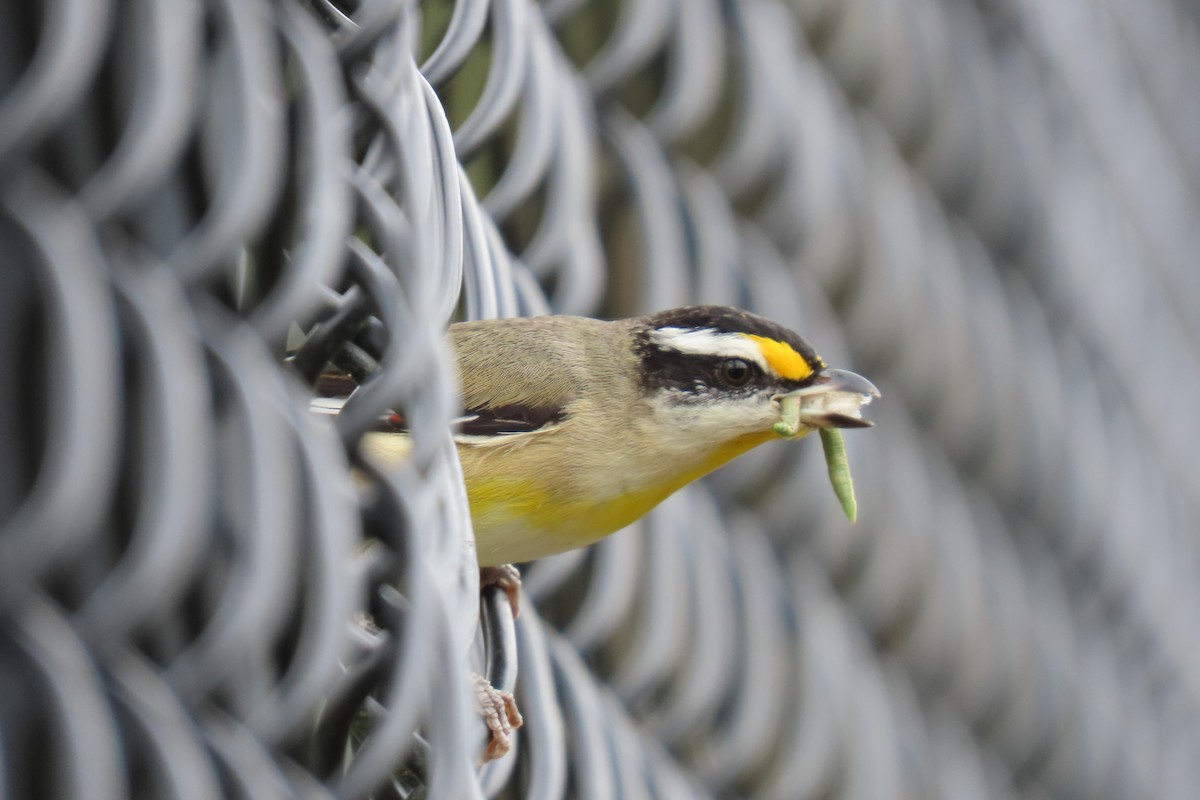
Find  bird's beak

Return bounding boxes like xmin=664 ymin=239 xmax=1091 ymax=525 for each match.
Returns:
xmin=778 ymin=368 xmax=880 ymax=429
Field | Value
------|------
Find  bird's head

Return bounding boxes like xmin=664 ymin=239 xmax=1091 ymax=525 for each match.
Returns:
xmin=632 ymin=306 xmax=878 ymax=450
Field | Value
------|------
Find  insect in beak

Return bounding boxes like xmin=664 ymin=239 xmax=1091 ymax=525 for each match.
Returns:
xmin=773 ymin=369 xmax=879 ymax=436
xmin=773 ymin=369 xmax=879 ymax=523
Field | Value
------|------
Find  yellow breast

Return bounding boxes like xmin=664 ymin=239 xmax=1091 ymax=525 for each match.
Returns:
xmin=362 ymin=427 xmax=791 ymax=567
xmin=464 ymin=428 xmax=782 ymax=566
xmin=466 ymin=477 xmax=679 ymax=566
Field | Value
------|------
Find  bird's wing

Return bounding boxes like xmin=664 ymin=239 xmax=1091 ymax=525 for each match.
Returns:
xmin=310 ymin=317 xmax=595 ymax=437
xmin=449 ymin=317 xmax=589 ymax=437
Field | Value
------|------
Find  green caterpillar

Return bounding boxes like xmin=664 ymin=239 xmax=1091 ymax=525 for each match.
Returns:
xmin=774 ymin=395 xmax=858 ymax=522
xmin=819 ymin=428 xmax=857 ymax=523
xmin=773 ymin=394 xmax=803 ymax=438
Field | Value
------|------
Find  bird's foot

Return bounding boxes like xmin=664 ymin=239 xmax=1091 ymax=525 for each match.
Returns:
xmin=479 ymin=563 xmax=522 ymax=618
xmin=471 ymin=672 xmax=523 ymax=762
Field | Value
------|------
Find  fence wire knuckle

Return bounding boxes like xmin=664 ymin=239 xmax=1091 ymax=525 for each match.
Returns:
xmin=2 ymin=0 xmax=1200 ymax=797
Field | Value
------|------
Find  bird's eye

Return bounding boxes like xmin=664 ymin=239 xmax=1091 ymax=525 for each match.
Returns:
xmin=718 ymin=358 xmax=753 ymax=388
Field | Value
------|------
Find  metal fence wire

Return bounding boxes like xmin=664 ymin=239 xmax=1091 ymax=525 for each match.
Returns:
xmin=2 ymin=0 xmax=1199 ymax=797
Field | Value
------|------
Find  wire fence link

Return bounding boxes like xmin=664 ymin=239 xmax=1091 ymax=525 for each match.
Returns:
xmin=2 ymin=0 xmax=1198 ymax=797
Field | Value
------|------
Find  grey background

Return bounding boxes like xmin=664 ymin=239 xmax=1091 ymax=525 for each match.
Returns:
xmin=2 ymin=0 xmax=1198 ymax=797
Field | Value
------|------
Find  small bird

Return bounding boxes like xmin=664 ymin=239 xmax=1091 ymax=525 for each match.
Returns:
xmin=354 ymin=305 xmax=878 ymax=566
xmin=316 ymin=305 xmax=878 ymax=761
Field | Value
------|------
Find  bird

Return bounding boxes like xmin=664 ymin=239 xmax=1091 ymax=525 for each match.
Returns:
xmin=345 ymin=305 xmax=878 ymax=565
xmin=315 ymin=305 xmax=878 ymax=759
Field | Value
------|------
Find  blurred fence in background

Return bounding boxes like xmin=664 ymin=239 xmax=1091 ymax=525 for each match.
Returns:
xmin=3 ymin=0 xmax=1200 ymax=797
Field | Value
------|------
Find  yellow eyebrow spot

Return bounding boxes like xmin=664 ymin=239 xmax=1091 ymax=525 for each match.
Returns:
xmin=745 ymin=334 xmax=815 ymax=381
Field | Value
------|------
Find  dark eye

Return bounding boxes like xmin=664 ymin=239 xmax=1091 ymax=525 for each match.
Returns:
xmin=717 ymin=358 xmax=753 ymax=388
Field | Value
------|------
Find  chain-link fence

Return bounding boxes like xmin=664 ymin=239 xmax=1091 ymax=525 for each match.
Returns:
xmin=3 ymin=0 xmax=1199 ymax=797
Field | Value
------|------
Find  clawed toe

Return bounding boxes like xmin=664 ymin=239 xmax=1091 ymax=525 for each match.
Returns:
xmin=472 ymin=672 xmax=523 ymax=762
xmin=479 ymin=563 xmax=522 ymax=619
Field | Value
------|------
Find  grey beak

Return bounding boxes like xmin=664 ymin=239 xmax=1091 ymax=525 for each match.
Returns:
xmin=780 ymin=368 xmax=880 ymax=429
xmin=813 ymin=368 xmax=881 ymax=399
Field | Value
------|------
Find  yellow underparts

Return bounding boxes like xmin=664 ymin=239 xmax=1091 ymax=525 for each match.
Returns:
xmin=468 ymin=428 xmax=792 ymax=566
xmin=363 ymin=426 xmax=810 ymax=567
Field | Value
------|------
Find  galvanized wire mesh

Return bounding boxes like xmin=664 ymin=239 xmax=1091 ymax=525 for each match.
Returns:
xmin=2 ymin=0 xmax=1199 ymax=798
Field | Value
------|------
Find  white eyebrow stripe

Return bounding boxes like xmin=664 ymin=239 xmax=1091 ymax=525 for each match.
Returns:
xmin=649 ymin=327 xmax=771 ymax=373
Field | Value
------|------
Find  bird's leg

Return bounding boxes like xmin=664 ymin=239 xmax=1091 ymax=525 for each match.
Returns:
xmin=479 ymin=563 xmax=522 ymax=618
xmin=472 ymin=563 xmax=523 ymax=761
xmin=471 ymin=672 xmax=523 ymax=762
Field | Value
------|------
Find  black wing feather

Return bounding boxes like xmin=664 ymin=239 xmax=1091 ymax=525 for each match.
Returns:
xmin=457 ymin=403 xmax=566 ymax=436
